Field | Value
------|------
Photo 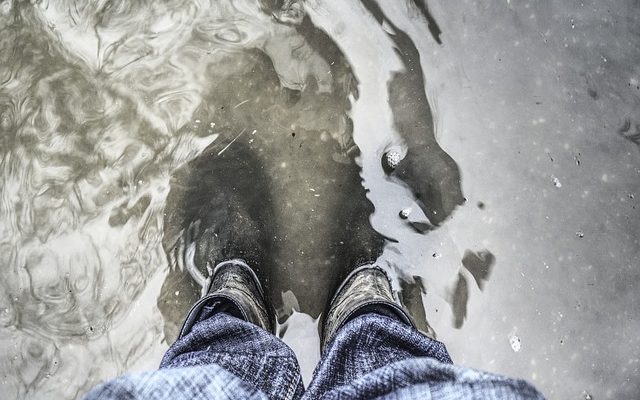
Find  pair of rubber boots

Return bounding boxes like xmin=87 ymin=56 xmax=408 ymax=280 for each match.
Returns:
xmin=178 ymin=260 xmax=415 ymax=353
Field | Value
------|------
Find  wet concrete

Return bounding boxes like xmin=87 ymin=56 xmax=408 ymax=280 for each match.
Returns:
xmin=0 ymin=0 xmax=639 ymax=399
xmin=384 ymin=1 xmax=640 ymax=398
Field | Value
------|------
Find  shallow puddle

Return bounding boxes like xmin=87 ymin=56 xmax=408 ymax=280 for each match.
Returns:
xmin=1 ymin=1 xmax=639 ymax=399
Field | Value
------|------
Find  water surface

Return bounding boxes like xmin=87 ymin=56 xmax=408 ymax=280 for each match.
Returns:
xmin=1 ymin=1 xmax=639 ymax=399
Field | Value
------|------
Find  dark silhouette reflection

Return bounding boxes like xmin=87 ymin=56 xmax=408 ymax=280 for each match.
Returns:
xmin=362 ymin=0 xmax=464 ymax=228
xmin=359 ymin=0 xmax=467 ymax=328
xmin=159 ymin=1 xmax=466 ymax=340
xmin=158 ymin=43 xmax=384 ymax=340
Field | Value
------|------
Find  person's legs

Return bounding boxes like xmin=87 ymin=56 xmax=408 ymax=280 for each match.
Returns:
xmin=84 ymin=261 xmax=304 ymax=400
xmin=150 ymin=138 xmax=306 ymax=399
xmin=304 ymin=312 xmax=450 ymax=398
xmin=85 ymin=311 xmax=302 ymax=400
xmin=158 ymin=260 xmax=305 ymax=399
xmin=158 ymin=311 xmax=304 ymax=399
xmin=305 ymin=266 xmax=544 ymax=399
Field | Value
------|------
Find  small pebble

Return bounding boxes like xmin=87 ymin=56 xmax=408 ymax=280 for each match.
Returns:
xmin=383 ymin=151 xmax=402 ymax=171
xmin=399 ymin=207 xmax=412 ymax=219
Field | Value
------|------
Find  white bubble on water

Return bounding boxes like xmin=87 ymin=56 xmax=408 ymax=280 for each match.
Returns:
xmin=510 ymin=335 xmax=522 ymax=352
xmin=399 ymin=207 xmax=412 ymax=219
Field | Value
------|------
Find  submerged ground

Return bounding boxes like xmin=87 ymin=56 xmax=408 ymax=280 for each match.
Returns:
xmin=0 ymin=1 xmax=639 ymax=399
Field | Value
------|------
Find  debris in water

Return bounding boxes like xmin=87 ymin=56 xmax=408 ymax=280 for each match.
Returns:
xmin=399 ymin=207 xmax=412 ymax=219
xmin=509 ymin=335 xmax=521 ymax=352
xmin=382 ymin=151 xmax=402 ymax=172
xmin=217 ymin=128 xmax=247 ymax=156
xmin=552 ymin=176 xmax=562 ymax=188
xmin=582 ymin=391 xmax=593 ymax=400
xmin=576 ymin=231 xmax=584 ymax=238
xmin=234 ymin=99 xmax=249 ymax=108
xmin=574 ymin=153 xmax=581 ymax=166
xmin=617 ymin=118 xmax=640 ymax=145
xmin=432 ymin=252 xmax=441 ymax=259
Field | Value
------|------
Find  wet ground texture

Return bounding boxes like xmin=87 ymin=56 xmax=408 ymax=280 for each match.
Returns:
xmin=0 ymin=1 xmax=639 ymax=399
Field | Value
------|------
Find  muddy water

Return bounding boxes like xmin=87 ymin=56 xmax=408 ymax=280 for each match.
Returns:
xmin=1 ymin=0 xmax=639 ymax=399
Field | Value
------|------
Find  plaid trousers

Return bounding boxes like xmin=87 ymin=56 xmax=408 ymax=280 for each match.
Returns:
xmin=85 ymin=312 xmax=544 ymax=399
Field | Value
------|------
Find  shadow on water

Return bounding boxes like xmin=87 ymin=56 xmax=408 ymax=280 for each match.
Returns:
xmin=159 ymin=0 xmax=469 ymax=341
xmin=360 ymin=0 xmax=470 ymax=328
xmin=0 ymin=0 xmax=471 ymax=353
xmin=362 ymin=0 xmax=464 ymax=228
xmin=158 ymin=44 xmax=384 ymax=339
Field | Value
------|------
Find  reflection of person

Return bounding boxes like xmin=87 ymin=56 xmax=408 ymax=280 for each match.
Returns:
xmin=85 ymin=235 xmax=544 ymax=399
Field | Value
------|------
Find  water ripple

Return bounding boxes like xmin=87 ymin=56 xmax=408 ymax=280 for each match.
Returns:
xmin=0 ymin=1 xmax=470 ymax=398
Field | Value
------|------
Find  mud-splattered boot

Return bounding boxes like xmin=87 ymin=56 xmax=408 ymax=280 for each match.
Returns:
xmin=320 ymin=265 xmax=416 ymax=353
xmin=177 ymin=260 xmax=275 ymax=338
